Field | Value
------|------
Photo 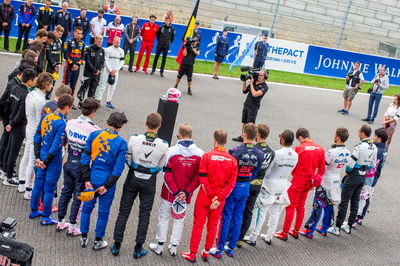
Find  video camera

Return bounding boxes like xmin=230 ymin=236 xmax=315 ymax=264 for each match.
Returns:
xmin=185 ymin=37 xmax=196 ymax=49
xmin=0 ymin=217 xmax=17 ymax=239
xmin=240 ymin=66 xmax=268 ymax=81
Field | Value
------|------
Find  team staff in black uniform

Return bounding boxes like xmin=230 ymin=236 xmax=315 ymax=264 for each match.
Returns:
xmin=37 ymin=0 xmax=54 ymax=31
xmin=150 ymin=16 xmax=175 ymax=77
xmin=54 ymin=2 xmax=72 ymax=44
xmin=73 ymin=8 xmax=91 ymax=42
xmin=174 ymin=38 xmax=200 ymax=96
xmin=233 ymin=70 xmax=269 ymax=142
xmin=0 ymin=0 xmax=15 ymax=52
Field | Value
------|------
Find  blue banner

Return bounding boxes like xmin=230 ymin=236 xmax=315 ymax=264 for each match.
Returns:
xmin=7 ymin=0 xmax=242 ymax=63
xmin=304 ymin=45 xmax=400 ymax=86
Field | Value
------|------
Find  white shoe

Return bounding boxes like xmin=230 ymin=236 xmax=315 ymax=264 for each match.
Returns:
xmin=168 ymin=244 xmax=177 ymax=256
xmin=17 ymin=183 xmax=25 ymax=193
xmin=149 ymin=242 xmax=163 ymax=255
xmin=327 ymin=226 xmax=340 ymax=236
xmin=340 ymin=223 xmax=351 ymax=234
xmin=3 ymin=178 xmax=19 ymax=187
xmin=24 ymin=191 xmax=32 ymax=200
xmin=260 ymin=234 xmax=272 ymax=244
xmin=0 ymin=170 xmax=5 ymax=180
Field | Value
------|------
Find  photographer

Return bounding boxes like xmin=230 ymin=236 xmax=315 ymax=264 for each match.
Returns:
xmin=174 ymin=38 xmax=200 ymax=96
xmin=338 ymin=61 xmax=364 ymax=115
xmin=362 ymin=66 xmax=389 ymax=123
xmin=232 ymin=69 xmax=268 ymax=142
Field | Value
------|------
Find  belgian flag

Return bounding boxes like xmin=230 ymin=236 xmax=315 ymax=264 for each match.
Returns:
xmin=176 ymin=0 xmax=200 ymax=64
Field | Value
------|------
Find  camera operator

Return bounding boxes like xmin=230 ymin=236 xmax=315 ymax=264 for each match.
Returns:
xmin=232 ymin=69 xmax=269 ymax=142
xmin=338 ymin=61 xmax=364 ymax=115
xmin=362 ymin=65 xmax=389 ymax=123
xmin=174 ymin=38 xmax=200 ymax=96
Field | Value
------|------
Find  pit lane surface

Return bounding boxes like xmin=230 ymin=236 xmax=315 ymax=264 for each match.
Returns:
xmin=0 ymin=53 xmax=399 ymax=265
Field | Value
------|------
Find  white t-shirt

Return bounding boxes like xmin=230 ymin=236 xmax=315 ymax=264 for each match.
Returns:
xmin=90 ymin=17 xmax=107 ymax=37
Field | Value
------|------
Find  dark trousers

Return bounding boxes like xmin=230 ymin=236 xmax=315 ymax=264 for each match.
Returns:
xmin=253 ymin=59 xmax=265 ymax=69
xmin=123 ymin=40 xmax=137 ymax=70
xmin=78 ymin=75 xmax=100 ymax=100
xmin=16 ymin=26 xmax=31 ymax=51
xmin=0 ymin=27 xmax=11 ymax=51
xmin=58 ymin=163 xmax=84 ymax=224
xmin=335 ymin=175 xmax=365 ymax=227
xmin=239 ymin=184 xmax=261 ymax=241
xmin=61 ymin=31 xmax=68 ymax=45
xmin=0 ymin=120 xmax=10 ymax=170
xmin=152 ymin=45 xmax=169 ymax=73
xmin=63 ymin=64 xmax=80 ymax=95
xmin=3 ymin=125 xmax=25 ymax=179
xmin=113 ymin=169 xmax=156 ymax=245
xmin=367 ymin=92 xmax=383 ymax=121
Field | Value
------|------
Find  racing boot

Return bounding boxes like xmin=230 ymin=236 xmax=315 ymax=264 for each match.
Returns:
xmin=299 ymin=229 xmax=313 ymax=239
xmin=181 ymin=251 xmax=196 ymax=263
xmin=24 ymin=190 xmax=32 ymax=200
xmin=56 ymin=219 xmax=70 ymax=232
xmin=29 ymin=210 xmax=43 ymax=219
xmin=93 ymin=239 xmax=108 ymax=251
xmin=260 ymin=234 xmax=272 ymax=245
xmin=341 ymin=223 xmax=351 ymax=234
xmin=243 ymin=235 xmax=257 ymax=246
xmin=209 ymin=248 xmax=223 ymax=259
xmin=110 ymin=244 xmax=120 ymax=256
xmin=327 ymin=226 xmax=340 ymax=236
xmin=236 ymin=240 xmax=244 ymax=248
xmin=106 ymin=101 xmax=115 ymax=109
xmin=201 ymin=250 xmax=209 ymax=262
xmin=168 ymin=244 xmax=177 ymax=256
xmin=288 ymin=228 xmax=299 ymax=239
xmin=316 ymin=227 xmax=327 ymax=236
xmin=17 ymin=181 xmax=25 ymax=193
xmin=273 ymin=231 xmax=288 ymax=241
xmin=224 ymin=246 xmax=234 ymax=258
xmin=356 ymin=216 xmax=363 ymax=226
xmin=40 ymin=217 xmax=58 ymax=226
xmin=149 ymin=242 xmax=163 ymax=255
xmin=133 ymin=247 xmax=148 ymax=259
xmin=80 ymin=236 xmax=89 ymax=248
xmin=66 ymin=224 xmax=81 ymax=236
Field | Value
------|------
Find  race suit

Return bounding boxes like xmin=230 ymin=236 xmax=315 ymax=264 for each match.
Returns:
xmin=97 ymin=45 xmax=124 ymax=103
xmin=246 ymin=146 xmax=298 ymax=242
xmin=78 ymin=44 xmax=105 ymax=100
xmin=45 ymin=38 xmax=63 ymax=76
xmin=31 ymin=111 xmax=67 ymax=218
xmin=135 ymin=21 xmax=158 ymax=72
xmin=188 ymin=147 xmax=237 ymax=255
xmin=63 ymin=38 xmax=85 ymax=95
xmin=80 ymin=128 xmax=127 ymax=238
xmin=18 ymin=89 xmax=47 ymax=194
xmin=304 ymin=145 xmax=350 ymax=232
xmin=239 ymin=142 xmax=275 ymax=241
xmin=357 ymin=142 xmax=386 ymax=220
xmin=281 ymin=139 xmax=325 ymax=233
xmin=217 ymin=143 xmax=264 ymax=250
xmin=57 ymin=116 xmax=100 ymax=224
xmin=335 ymin=139 xmax=377 ymax=228
xmin=155 ymin=140 xmax=203 ymax=246
xmin=113 ymin=132 xmax=168 ymax=246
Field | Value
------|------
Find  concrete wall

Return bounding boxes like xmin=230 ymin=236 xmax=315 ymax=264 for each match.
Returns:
xmin=78 ymin=0 xmax=400 ymax=57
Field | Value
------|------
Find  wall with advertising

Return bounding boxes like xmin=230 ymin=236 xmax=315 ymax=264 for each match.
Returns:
xmin=7 ymin=1 xmax=400 ymax=85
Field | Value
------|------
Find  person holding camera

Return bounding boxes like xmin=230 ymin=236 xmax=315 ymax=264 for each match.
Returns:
xmin=174 ymin=38 xmax=200 ymax=96
xmin=362 ymin=66 xmax=389 ymax=123
xmin=338 ymin=61 xmax=364 ymax=115
xmin=213 ymin=28 xmax=229 ymax=80
xmin=232 ymin=69 xmax=268 ymax=142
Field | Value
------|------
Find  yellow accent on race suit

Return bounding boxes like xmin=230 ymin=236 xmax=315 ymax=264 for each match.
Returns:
xmin=41 ymin=113 xmax=61 ymax=137
xmin=91 ymin=130 xmax=118 ymax=161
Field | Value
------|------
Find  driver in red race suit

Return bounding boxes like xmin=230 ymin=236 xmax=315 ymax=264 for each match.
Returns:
xmin=181 ymin=130 xmax=237 ymax=263
xmin=274 ymin=128 xmax=325 ymax=241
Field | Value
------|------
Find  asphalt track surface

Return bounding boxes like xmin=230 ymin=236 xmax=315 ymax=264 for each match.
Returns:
xmin=0 ymin=53 xmax=399 ymax=265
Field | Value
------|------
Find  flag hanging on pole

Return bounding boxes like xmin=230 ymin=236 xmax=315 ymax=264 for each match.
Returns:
xmin=176 ymin=0 xmax=200 ymax=64
xmin=229 ymin=36 xmax=258 ymax=71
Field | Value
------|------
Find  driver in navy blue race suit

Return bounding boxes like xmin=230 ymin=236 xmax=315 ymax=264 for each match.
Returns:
xmin=210 ymin=123 xmax=264 ymax=259
xmin=29 ymin=95 xmax=74 ymax=226
xmin=79 ymin=112 xmax=128 ymax=251
xmin=253 ymin=35 xmax=269 ymax=69
xmin=63 ymin=28 xmax=85 ymax=97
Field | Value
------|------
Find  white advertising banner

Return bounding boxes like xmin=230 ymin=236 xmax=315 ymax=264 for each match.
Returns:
xmin=239 ymin=34 xmax=309 ymax=73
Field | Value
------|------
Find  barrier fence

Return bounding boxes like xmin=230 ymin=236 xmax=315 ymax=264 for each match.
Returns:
xmin=7 ymin=0 xmax=400 ymax=85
